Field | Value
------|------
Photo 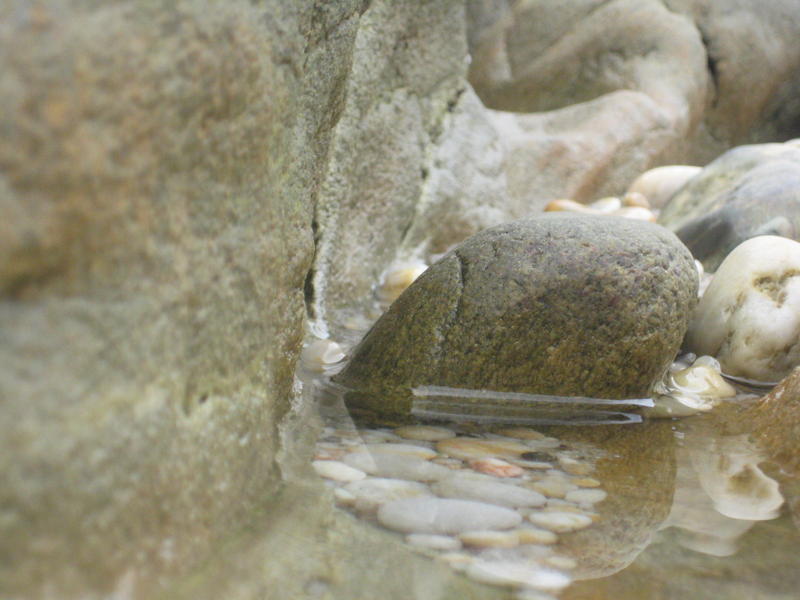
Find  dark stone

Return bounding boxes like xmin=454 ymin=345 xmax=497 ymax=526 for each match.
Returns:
xmin=335 ymin=214 xmax=698 ymax=422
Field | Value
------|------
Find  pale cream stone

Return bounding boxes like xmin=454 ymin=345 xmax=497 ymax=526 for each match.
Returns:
xmin=406 ymin=533 xmax=462 ymax=551
xmin=528 ymin=511 xmax=593 ymax=532
xmin=557 ymin=456 xmax=593 ymax=476
xmin=468 ymin=457 xmax=524 ymax=478
xmin=312 ymin=460 xmax=366 ymax=482
xmin=466 ymin=560 xmax=572 ymax=591
xmin=495 ymin=428 xmax=546 ymax=441
xmin=612 ymin=206 xmax=657 ymax=222
xmin=394 ymin=425 xmax=455 ymax=441
xmin=515 ymin=527 xmax=558 ymax=545
xmin=377 ymin=260 xmax=428 ymax=303
xmin=626 ymin=165 xmax=701 ymax=209
xmin=301 ymin=339 xmax=346 ymax=372
xmin=686 ymin=236 xmax=800 ymax=381
xmin=436 ymin=437 xmax=530 ymax=460
xmin=589 ymin=196 xmax=622 ymax=212
xmin=565 ymin=488 xmax=607 ymax=505
xmin=459 ymin=529 xmax=521 ymax=548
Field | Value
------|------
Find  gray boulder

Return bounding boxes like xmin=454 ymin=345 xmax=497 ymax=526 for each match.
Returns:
xmin=658 ymin=142 xmax=800 ymax=271
xmin=335 ymin=214 xmax=698 ymax=421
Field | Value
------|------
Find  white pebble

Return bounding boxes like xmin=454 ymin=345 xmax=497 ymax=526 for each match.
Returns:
xmin=528 ymin=511 xmax=593 ymax=533
xmin=343 ymin=452 xmax=451 ymax=482
xmin=460 ymin=530 xmax=521 ymax=548
xmin=344 ymin=478 xmax=433 ymax=513
xmin=466 ymin=560 xmax=572 ymax=591
xmin=361 ymin=443 xmax=437 ymax=460
xmin=565 ymin=488 xmax=607 ymax=505
xmin=378 ymin=261 xmax=428 ymax=302
xmin=557 ymin=456 xmax=593 ymax=476
xmin=527 ymin=478 xmax=577 ymax=499
xmin=377 ymin=498 xmax=522 ymax=534
xmin=436 ymin=437 xmax=530 ymax=460
xmin=406 ymin=533 xmax=462 ymax=551
xmin=301 ymin=339 xmax=345 ymax=372
xmin=312 ymin=460 xmax=366 ymax=482
xmin=626 ymin=165 xmax=701 ymax=209
xmin=433 ymin=477 xmax=546 ymax=508
xmin=515 ymin=527 xmax=558 ymax=545
xmin=686 ymin=235 xmax=800 ymax=381
xmin=394 ymin=425 xmax=455 ymax=441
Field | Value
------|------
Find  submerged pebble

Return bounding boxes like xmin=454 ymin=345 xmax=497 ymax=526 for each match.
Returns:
xmin=406 ymin=533 xmax=462 ymax=551
xmin=469 ymin=457 xmax=525 ymax=477
xmin=528 ymin=511 xmax=593 ymax=532
xmin=436 ymin=437 xmax=530 ymax=460
xmin=565 ymin=488 xmax=607 ymax=505
xmin=343 ymin=478 xmax=433 ymax=512
xmin=301 ymin=339 xmax=346 ymax=372
xmin=460 ymin=530 xmax=521 ymax=549
xmin=515 ymin=527 xmax=558 ymax=545
xmin=394 ymin=425 xmax=455 ymax=441
xmin=343 ymin=452 xmax=451 ymax=482
xmin=377 ymin=498 xmax=522 ymax=534
xmin=466 ymin=560 xmax=572 ymax=591
xmin=433 ymin=477 xmax=547 ymax=508
xmin=312 ymin=460 xmax=366 ymax=482
xmin=377 ymin=260 xmax=428 ymax=303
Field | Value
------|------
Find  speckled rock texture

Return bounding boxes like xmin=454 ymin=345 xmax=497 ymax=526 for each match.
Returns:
xmin=658 ymin=142 xmax=800 ymax=271
xmin=336 ymin=214 xmax=698 ymax=421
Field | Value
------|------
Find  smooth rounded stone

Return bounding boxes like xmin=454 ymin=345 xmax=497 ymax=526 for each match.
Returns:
xmin=394 ymin=425 xmax=455 ymax=441
xmin=527 ymin=478 xmax=577 ymax=500
xmin=496 ymin=428 xmax=546 ymax=441
xmin=342 ymin=452 xmax=452 ymax=482
xmin=528 ymin=511 xmax=593 ymax=533
xmin=335 ymin=215 xmax=698 ymax=421
xmin=468 ymin=458 xmax=524 ymax=478
xmin=515 ymin=527 xmax=558 ymax=545
xmin=557 ymin=456 xmax=593 ymax=476
xmin=436 ymin=437 xmax=531 ymax=461
xmin=659 ymin=143 xmax=800 ymax=271
xmin=377 ymin=498 xmax=522 ymax=535
xmin=572 ymin=477 xmax=602 ymax=488
xmin=646 ymin=355 xmax=736 ymax=418
xmin=343 ymin=478 xmax=433 ymax=513
xmin=437 ymin=552 xmax=474 ymax=571
xmin=333 ymin=487 xmax=357 ymax=506
xmin=685 ymin=236 xmax=800 ymax=381
xmin=565 ymin=488 xmax=607 ymax=505
xmin=360 ymin=443 xmax=437 ymax=460
xmin=433 ymin=477 xmax=546 ymax=508
xmin=312 ymin=460 xmax=366 ymax=483
xmin=377 ymin=260 xmax=428 ymax=303
xmin=405 ymin=533 xmax=462 ymax=552
xmin=544 ymin=555 xmax=577 ymax=570
xmin=626 ymin=165 xmax=701 ymax=209
xmin=465 ymin=561 xmax=572 ymax=592
xmin=301 ymin=339 xmax=345 ymax=372
xmin=459 ymin=530 xmax=521 ymax=549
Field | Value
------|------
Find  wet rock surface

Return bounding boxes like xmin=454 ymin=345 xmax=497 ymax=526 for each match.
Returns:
xmin=659 ymin=143 xmax=800 ymax=271
xmin=336 ymin=214 xmax=698 ymax=421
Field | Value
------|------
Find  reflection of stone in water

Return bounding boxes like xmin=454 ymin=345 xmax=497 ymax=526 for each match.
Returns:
xmin=544 ymin=421 xmax=677 ymax=580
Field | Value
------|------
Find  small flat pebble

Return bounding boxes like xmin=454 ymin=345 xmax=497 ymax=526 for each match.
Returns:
xmin=528 ymin=511 xmax=593 ymax=533
xmin=433 ymin=477 xmax=546 ymax=508
xmin=437 ymin=437 xmax=530 ymax=460
xmin=466 ymin=561 xmax=572 ymax=591
xmin=527 ymin=478 xmax=577 ymax=499
xmin=312 ymin=460 xmax=366 ymax=482
xmin=378 ymin=498 xmax=522 ymax=534
xmin=565 ymin=488 xmax=607 ymax=505
xmin=361 ymin=443 xmax=437 ymax=460
xmin=406 ymin=533 xmax=462 ymax=551
xmin=438 ymin=552 xmax=474 ymax=571
xmin=394 ymin=425 xmax=455 ymax=441
xmin=468 ymin=457 xmax=524 ymax=478
xmin=343 ymin=452 xmax=451 ymax=482
xmin=460 ymin=530 xmax=521 ymax=548
xmin=333 ymin=487 xmax=356 ymax=506
xmin=344 ymin=478 xmax=433 ymax=512
xmin=515 ymin=527 xmax=558 ymax=545
xmin=496 ymin=428 xmax=546 ymax=441
xmin=545 ymin=555 xmax=577 ymax=570
xmin=558 ymin=456 xmax=593 ymax=476
xmin=572 ymin=477 xmax=601 ymax=488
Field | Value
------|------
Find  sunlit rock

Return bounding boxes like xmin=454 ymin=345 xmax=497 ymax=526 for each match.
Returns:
xmin=686 ymin=236 xmax=800 ymax=381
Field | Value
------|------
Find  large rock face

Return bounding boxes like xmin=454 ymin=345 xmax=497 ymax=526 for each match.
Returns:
xmin=336 ymin=214 xmax=698 ymax=421
xmin=0 ymin=1 xmax=361 ymax=597
xmin=658 ymin=142 xmax=800 ymax=270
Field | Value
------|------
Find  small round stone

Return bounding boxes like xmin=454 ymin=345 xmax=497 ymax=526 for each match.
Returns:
xmin=343 ymin=452 xmax=451 ymax=482
xmin=433 ymin=477 xmax=546 ymax=508
xmin=436 ymin=437 xmax=531 ymax=460
xmin=362 ymin=443 xmax=437 ymax=460
xmin=527 ymin=478 xmax=577 ymax=499
xmin=466 ymin=561 xmax=572 ymax=591
xmin=468 ymin=458 xmax=524 ymax=478
xmin=496 ymin=428 xmax=546 ymax=441
xmin=572 ymin=477 xmax=602 ymax=488
xmin=406 ymin=533 xmax=462 ymax=551
xmin=344 ymin=478 xmax=433 ymax=512
xmin=515 ymin=527 xmax=558 ymax=545
xmin=301 ymin=339 xmax=345 ymax=372
xmin=565 ymin=488 xmax=607 ymax=505
xmin=333 ymin=487 xmax=357 ymax=506
xmin=377 ymin=498 xmax=522 ymax=534
xmin=460 ymin=530 xmax=521 ymax=548
xmin=545 ymin=555 xmax=577 ymax=570
xmin=312 ymin=460 xmax=367 ymax=482
xmin=394 ymin=425 xmax=456 ymax=441
xmin=528 ymin=511 xmax=593 ymax=533
xmin=438 ymin=552 xmax=474 ymax=571
xmin=557 ymin=456 xmax=593 ymax=476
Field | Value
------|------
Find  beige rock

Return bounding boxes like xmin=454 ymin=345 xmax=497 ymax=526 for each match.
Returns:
xmin=686 ymin=236 xmax=800 ymax=381
xmin=626 ymin=165 xmax=702 ymax=209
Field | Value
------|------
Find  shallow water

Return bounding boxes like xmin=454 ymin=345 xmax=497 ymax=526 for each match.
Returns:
xmin=301 ymin=318 xmax=800 ymax=600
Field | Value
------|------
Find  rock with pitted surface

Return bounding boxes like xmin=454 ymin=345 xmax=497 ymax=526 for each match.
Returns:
xmin=335 ymin=214 xmax=698 ymax=421
xmin=659 ymin=143 xmax=800 ymax=271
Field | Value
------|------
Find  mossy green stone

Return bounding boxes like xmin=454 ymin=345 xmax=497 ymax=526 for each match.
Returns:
xmin=336 ymin=214 xmax=698 ymax=421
